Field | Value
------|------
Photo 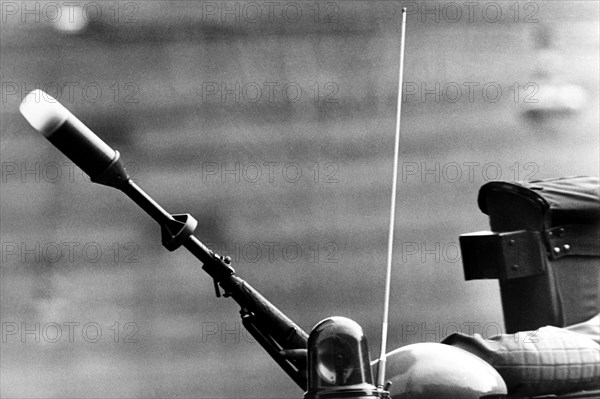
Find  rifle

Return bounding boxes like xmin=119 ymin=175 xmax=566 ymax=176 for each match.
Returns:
xmin=19 ymin=89 xmax=309 ymax=389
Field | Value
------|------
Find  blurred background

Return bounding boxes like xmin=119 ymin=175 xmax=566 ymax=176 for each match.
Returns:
xmin=1 ymin=1 xmax=598 ymax=397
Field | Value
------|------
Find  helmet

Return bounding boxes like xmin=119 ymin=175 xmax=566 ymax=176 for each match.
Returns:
xmin=382 ymin=342 xmax=507 ymax=398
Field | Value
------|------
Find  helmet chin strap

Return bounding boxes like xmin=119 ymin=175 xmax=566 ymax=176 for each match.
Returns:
xmin=377 ymin=6 xmax=407 ymax=393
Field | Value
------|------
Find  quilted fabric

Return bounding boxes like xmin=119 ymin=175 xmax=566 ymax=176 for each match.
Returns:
xmin=566 ymin=314 xmax=600 ymax=345
xmin=443 ymin=314 xmax=600 ymax=396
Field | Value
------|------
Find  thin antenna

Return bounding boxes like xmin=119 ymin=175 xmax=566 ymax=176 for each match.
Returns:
xmin=377 ymin=6 xmax=407 ymax=391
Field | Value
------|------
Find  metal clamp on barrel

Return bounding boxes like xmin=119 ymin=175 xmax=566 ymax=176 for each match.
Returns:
xmin=161 ymin=214 xmax=198 ymax=251
xmin=90 ymin=151 xmax=130 ymax=189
